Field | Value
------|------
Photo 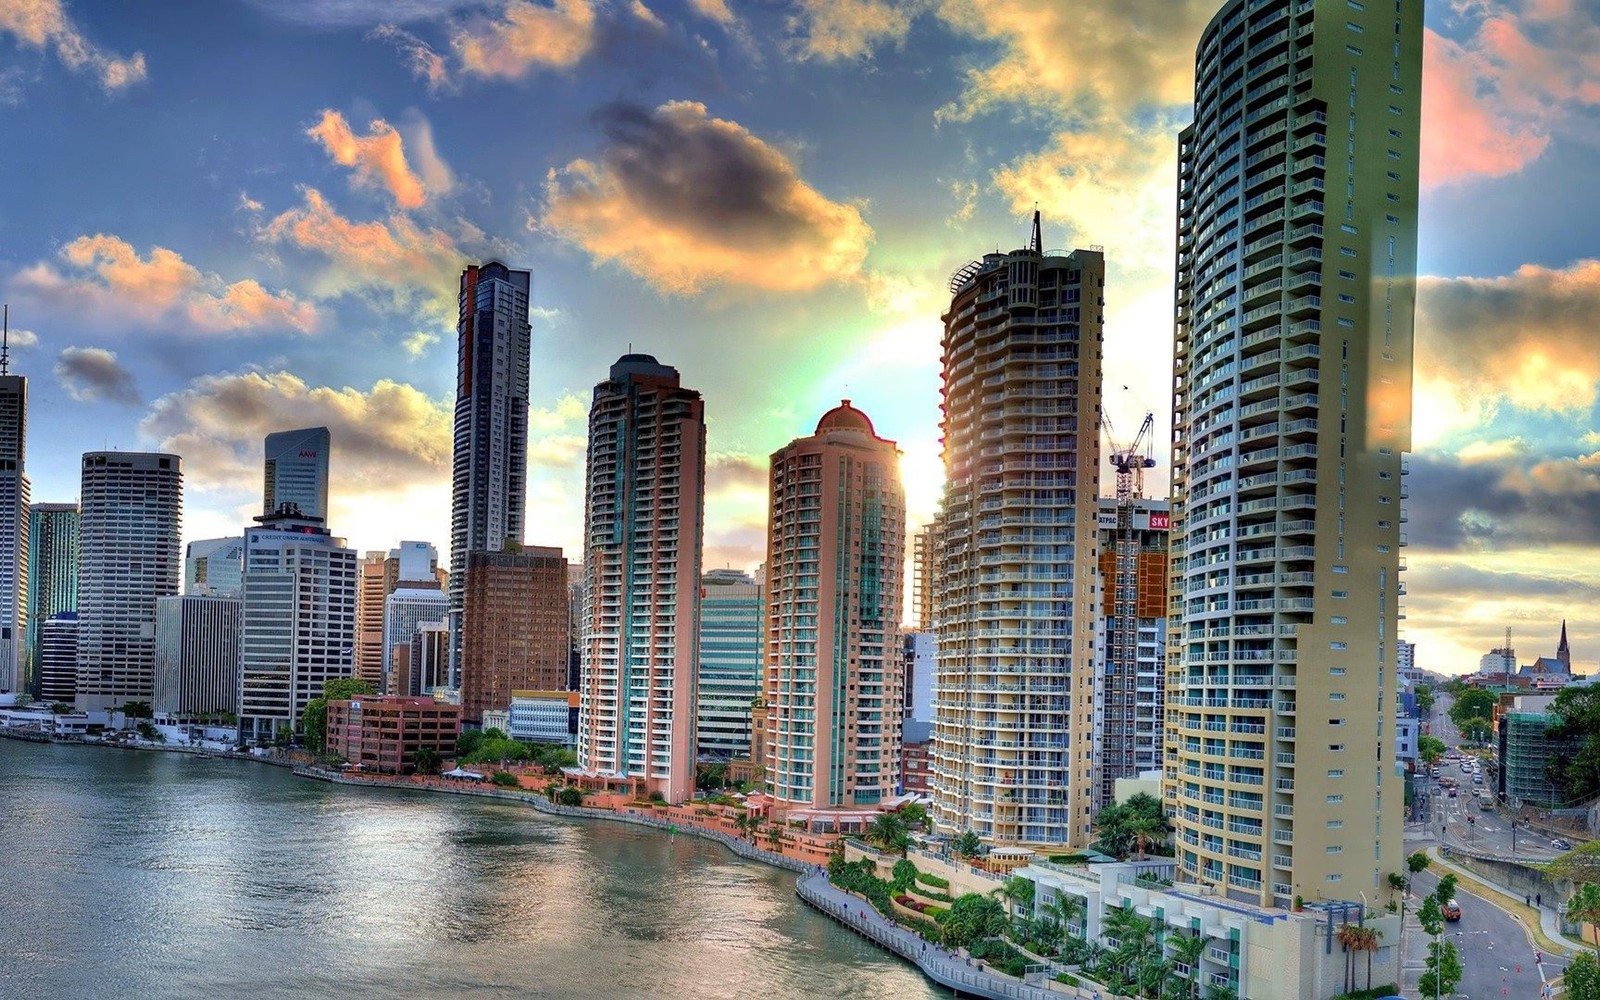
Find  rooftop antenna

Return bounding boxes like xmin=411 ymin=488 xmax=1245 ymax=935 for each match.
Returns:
xmin=1030 ymin=207 xmax=1042 ymax=254
xmin=1 ymin=303 xmax=10 ymax=376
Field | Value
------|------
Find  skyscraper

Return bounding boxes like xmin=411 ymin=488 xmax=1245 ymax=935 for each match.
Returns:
xmin=24 ymin=502 xmax=78 ymax=696
xmin=460 ymin=547 xmax=568 ymax=723
xmin=380 ymin=541 xmax=445 ymax=694
xmin=1092 ymin=497 xmax=1169 ymax=809
xmin=932 ymin=224 xmax=1105 ymax=848
xmin=1164 ymin=0 xmax=1420 ymax=907
xmin=184 ymin=536 xmax=244 ymax=598
xmin=237 ymin=506 xmax=357 ymax=743
xmin=76 ymin=452 xmax=182 ymax=713
xmin=765 ymin=403 xmax=905 ymax=818
xmin=263 ymin=427 xmax=330 ymax=522
xmin=575 ymin=354 xmax=705 ymax=804
xmin=0 ymin=332 xmax=27 ymax=693
xmin=154 ymin=594 xmax=242 ymax=724
xmin=696 ymin=569 xmax=763 ymax=760
xmin=910 ymin=520 xmax=939 ymax=633
xmin=447 ymin=262 xmax=532 ymax=686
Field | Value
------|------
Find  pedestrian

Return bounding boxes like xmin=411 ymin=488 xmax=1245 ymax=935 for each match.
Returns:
xmin=1528 ymin=894 xmax=1533 ymax=906
xmin=1537 ymin=892 xmax=1543 ymax=907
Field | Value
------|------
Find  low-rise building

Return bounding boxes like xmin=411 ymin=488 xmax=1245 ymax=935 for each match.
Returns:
xmin=901 ymin=719 xmax=931 ymax=794
xmin=506 ymin=689 xmax=577 ymax=746
xmin=327 ymin=695 xmax=460 ymax=774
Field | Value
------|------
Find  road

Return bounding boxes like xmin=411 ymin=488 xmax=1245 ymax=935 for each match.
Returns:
xmin=1408 ymin=870 xmax=1566 ymax=999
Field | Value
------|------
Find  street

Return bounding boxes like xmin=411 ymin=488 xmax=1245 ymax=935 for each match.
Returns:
xmin=1407 ymin=870 xmax=1565 ymax=999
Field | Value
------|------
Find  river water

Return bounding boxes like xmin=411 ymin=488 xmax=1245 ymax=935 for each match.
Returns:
xmin=0 ymin=740 xmax=939 ymax=999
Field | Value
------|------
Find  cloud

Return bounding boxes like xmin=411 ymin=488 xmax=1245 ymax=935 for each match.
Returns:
xmin=370 ymin=24 xmax=452 ymax=92
xmin=452 ymin=0 xmax=597 ymax=79
xmin=537 ymin=100 xmax=873 ymax=294
xmin=687 ymin=0 xmax=735 ymax=25
xmin=1416 ymin=259 xmax=1600 ymax=417
xmin=54 ymin=346 xmax=139 ymax=405
xmin=707 ymin=451 xmax=767 ymax=492
xmin=1405 ymin=450 xmax=1600 ymax=553
xmin=935 ymin=0 xmax=1212 ymax=123
xmin=786 ymin=0 xmax=932 ymax=61
xmin=1 ymin=328 xmax=39 ymax=351
xmin=529 ymin=392 xmax=588 ymax=433
xmin=0 ymin=0 xmax=146 ymax=91
xmin=401 ymin=331 xmax=439 ymax=358
xmin=258 ymin=187 xmax=476 ymax=309
xmin=628 ymin=1 xmax=664 ymax=30
xmin=11 ymin=234 xmax=318 ymax=334
xmin=306 ymin=109 xmax=435 ymax=209
xmin=139 ymin=370 xmax=451 ymax=494
xmin=1421 ymin=2 xmax=1600 ymax=186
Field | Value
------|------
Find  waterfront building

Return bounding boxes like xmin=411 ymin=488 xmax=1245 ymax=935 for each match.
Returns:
xmin=696 ymin=569 xmax=763 ymax=759
xmin=901 ymin=631 xmax=935 ymax=725
xmin=567 ymin=562 xmax=584 ymax=690
xmin=237 ymin=505 xmax=357 ymax=744
xmin=932 ymin=224 xmax=1105 ymax=848
xmin=153 ymin=594 xmax=242 ymax=724
xmin=326 ymin=695 xmax=461 ymax=774
xmin=184 ymin=537 xmax=244 ymax=598
xmin=77 ymin=452 xmax=183 ymax=713
xmin=507 ymin=689 xmax=578 ymax=746
xmin=1163 ymin=0 xmax=1422 ymax=906
xmin=0 ymin=352 xmax=26 ymax=694
xmin=1092 ymin=497 xmax=1170 ymax=810
xmin=910 ymin=521 xmax=939 ymax=633
xmin=385 ymin=587 xmax=447 ymax=696
xmin=263 ymin=427 xmax=330 ymax=523
xmin=574 ymin=354 xmax=705 ymax=804
xmin=407 ymin=620 xmax=450 ymax=696
xmin=356 ymin=551 xmax=396 ymax=689
xmin=447 ymin=262 xmax=532 ymax=687
xmin=460 ymin=547 xmax=569 ymax=723
xmin=765 ymin=401 xmax=905 ymax=822
xmin=36 ymin=611 xmax=77 ymax=705
xmin=24 ymin=502 xmax=78 ymax=696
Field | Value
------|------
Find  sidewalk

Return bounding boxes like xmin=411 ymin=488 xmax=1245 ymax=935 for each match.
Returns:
xmin=1424 ymin=846 xmax=1579 ymax=956
xmin=797 ymin=871 xmax=1109 ymax=1000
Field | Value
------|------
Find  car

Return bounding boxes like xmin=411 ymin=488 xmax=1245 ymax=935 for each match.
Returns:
xmin=1448 ymin=787 xmax=1458 ymax=798
xmin=1473 ymin=774 xmax=1484 ymax=784
xmin=1553 ymin=839 xmax=1574 ymax=851
xmin=1443 ymin=899 xmax=1462 ymax=921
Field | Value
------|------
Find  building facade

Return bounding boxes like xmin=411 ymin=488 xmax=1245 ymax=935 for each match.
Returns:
xmin=576 ymin=354 xmax=705 ymax=803
xmin=460 ymin=547 xmax=569 ymax=723
xmin=0 ymin=365 xmax=26 ymax=694
xmin=932 ymin=227 xmax=1105 ymax=847
xmin=910 ymin=521 xmax=939 ymax=633
xmin=764 ymin=402 xmax=905 ymax=818
xmin=507 ymin=689 xmax=578 ymax=746
xmin=76 ymin=452 xmax=183 ymax=713
xmin=1164 ymin=0 xmax=1421 ymax=906
xmin=384 ymin=587 xmax=447 ymax=696
xmin=902 ymin=631 xmax=935 ymax=725
xmin=237 ymin=506 xmax=357 ymax=744
xmin=1093 ymin=497 xmax=1171 ymax=809
xmin=696 ymin=569 xmax=763 ymax=759
xmin=447 ymin=262 xmax=532 ymax=685
xmin=24 ymin=502 xmax=78 ymax=697
xmin=263 ymin=426 xmax=330 ymax=523
xmin=153 ymin=595 xmax=242 ymax=724
xmin=409 ymin=621 xmax=450 ymax=696
xmin=37 ymin=612 xmax=78 ymax=706
xmin=327 ymin=696 xmax=461 ymax=774
xmin=184 ymin=537 xmax=244 ymax=598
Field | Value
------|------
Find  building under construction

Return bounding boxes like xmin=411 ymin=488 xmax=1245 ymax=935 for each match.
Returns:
xmin=1092 ymin=496 xmax=1170 ymax=809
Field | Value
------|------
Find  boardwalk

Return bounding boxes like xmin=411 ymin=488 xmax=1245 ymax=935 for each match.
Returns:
xmin=796 ymin=872 xmax=1110 ymax=1000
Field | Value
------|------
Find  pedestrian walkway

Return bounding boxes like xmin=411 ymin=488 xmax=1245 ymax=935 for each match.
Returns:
xmin=796 ymin=871 xmax=1111 ymax=1000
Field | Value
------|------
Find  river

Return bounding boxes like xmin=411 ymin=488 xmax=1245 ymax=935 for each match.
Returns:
xmin=0 ymin=740 xmax=940 ymax=999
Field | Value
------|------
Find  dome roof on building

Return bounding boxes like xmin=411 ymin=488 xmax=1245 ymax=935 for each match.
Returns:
xmin=815 ymin=399 xmax=876 ymax=436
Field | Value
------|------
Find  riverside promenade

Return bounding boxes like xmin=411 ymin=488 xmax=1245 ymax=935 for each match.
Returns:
xmin=796 ymin=871 xmax=1106 ymax=1000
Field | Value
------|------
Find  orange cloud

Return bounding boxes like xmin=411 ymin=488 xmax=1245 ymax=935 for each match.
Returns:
xmin=0 ymin=0 xmax=146 ymax=91
xmin=786 ymin=0 xmax=932 ymax=61
xmin=538 ymin=100 xmax=873 ymax=294
xmin=306 ymin=110 xmax=433 ymax=209
xmin=370 ymin=24 xmax=452 ymax=93
xmin=452 ymin=0 xmax=597 ymax=78
xmin=12 ymin=234 xmax=317 ymax=334
xmin=688 ymin=0 xmax=735 ymax=25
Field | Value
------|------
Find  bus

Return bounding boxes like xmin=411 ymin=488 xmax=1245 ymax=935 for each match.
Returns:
xmin=1479 ymin=791 xmax=1495 ymax=810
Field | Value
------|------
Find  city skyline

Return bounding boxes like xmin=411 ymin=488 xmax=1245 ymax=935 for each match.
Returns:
xmin=1 ymin=0 xmax=1596 ymax=676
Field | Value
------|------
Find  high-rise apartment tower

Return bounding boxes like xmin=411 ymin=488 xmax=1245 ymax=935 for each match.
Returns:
xmin=24 ymin=502 xmax=78 ymax=696
xmin=932 ymin=223 xmax=1105 ymax=847
xmin=0 ymin=341 xmax=27 ymax=693
xmin=447 ymin=262 xmax=532 ymax=687
xmin=576 ymin=354 xmax=704 ymax=804
xmin=76 ymin=452 xmax=182 ymax=712
xmin=263 ymin=427 xmax=330 ymax=522
xmin=1164 ymin=0 xmax=1420 ymax=907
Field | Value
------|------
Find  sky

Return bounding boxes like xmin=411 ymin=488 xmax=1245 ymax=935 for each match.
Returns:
xmin=2 ymin=0 xmax=1598 ymax=677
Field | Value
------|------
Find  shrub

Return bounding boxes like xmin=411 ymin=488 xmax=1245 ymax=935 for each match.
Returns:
xmin=915 ymin=871 xmax=951 ymax=890
xmin=971 ymin=938 xmax=1030 ymax=977
xmin=490 ymin=771 xmax=521 ymax=788
xmin=1331 ymin=987 xmax=1401 ymax=1000
xmin=556 ymin=786 xmax=583 ymax=807
xmin=891 ymin=859 xmax=918 ymax=892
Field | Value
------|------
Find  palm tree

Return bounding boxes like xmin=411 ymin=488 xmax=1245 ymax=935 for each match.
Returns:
xmin=1333 ymin=923 xmax=1361 ymax=994
xmin=1168 ymin=930 xmax=1207 ymax=1000
xmin=991 ymin=875 xmax=1034 ymax=919
xmin=1127 ymin=812 xmax=1166 ymax=860
xmin=867 ymin=812 xmax=907 ymax=855
xmin=1355 ymin=925 xmax=1384 ymax=990
xmin=1568 ymin=882 xmax=1600 ymax=957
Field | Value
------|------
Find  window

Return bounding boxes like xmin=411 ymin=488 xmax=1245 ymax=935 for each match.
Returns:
xmin=1346 ymin=44 xmax=1363 ymax=55
xmin=1331 ymin=616 xmax=1348 ymax=624
xmin=1386 ymin=171 xmax=1401 ymax=180
xmin=1333 ymin=590 xmax=1348 ymax=598
xmin=1341 ymin=223 xmax=1358 ymax=234
xmin=1341 ymin=246 xmax=1358 ymax=257
xmin=1331 ymin=641 xmax=1348 ymax=650
xmin=1339 ymin=270 xmax=1356 ymax=281
xmin=1338 ymin=294 xmax=1356 ymax=304
xmin=1347 ymin=21 xmax=1365 ymax=32
xmin=1327 ymin=795 xmax=1344 ymax=804
xmin=1388 ymin=149 xmax=1401 ymax=159
xmin=1329 ymin=819 xmax=1345 ymax=829
xmin=1328 ymin=845 xmax=1344 ymax=854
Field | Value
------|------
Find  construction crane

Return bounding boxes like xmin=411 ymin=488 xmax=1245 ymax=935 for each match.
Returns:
xmin=1095 ymin=410 xmax=1158 ymax=808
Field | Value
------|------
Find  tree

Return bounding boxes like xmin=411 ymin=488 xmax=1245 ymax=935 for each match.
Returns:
xmin=1355 ymin=925 xmax=1383 ymax=990
xmin=1408 ymin=851 xmax=1431 ymax=876
xmin=1416 ymin=686 xmax=1435 ymax=715
xmin=1417 ymin=938 xmax=1462 ymax=999
xmin=121 ymin=700 xmax=153 ymax=719
xmin=1417 ymin=735 xmax=1447 ymax=766
xmin=1449 ymin=687 xmax=1497 ymax=728
xmin=1547 ymin=685 xmax=1600 ymax=803
xmin=953 ymin=829 xmax=983 ymax=859
xmin=300 ymin=677 xmax=376 ymax=754
xmin=1569 ymin=882 xmax=1600 ymax=958
xmin=48 ymin=702 xmax=71 ymax=715
xmin=890 ymin=858 xmax=917 ymax=892
xmin=1167 ymin=930 xmax=1206 ymax=1000
xmin=1434 ymin=874 xmax=1458 ymax=909
xmin=1548 ymin=842 xmax=1600 ymax=885
xmin=992 ymin=875 xmax=1034 ymax=917
xmin=1334 ymin=924 xmax=1361 ymax=994
xmin=868 ymin=811 xmax=908 ymax=855
xmin=557 ymin=786 xmax=583 ymax=807
xmin=491 ymin=770 xmax=520 ymax=788
xmin=1566 ymin=951 xmax=1600 ymax=1000
xmin=1093 ymin=792 xmax=1170 ymax=860
xmin=942 ymin=892 xmax=1009 ymax=949
xmin=898 ymin=802 xmax=929 ymax=829
xmin=413 ymin=747 xmax=441 ymax=775
xmin=1461 ymin=718 xmax=1493 ymax=746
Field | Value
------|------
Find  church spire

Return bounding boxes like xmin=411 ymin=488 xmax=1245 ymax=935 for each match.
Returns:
xmin=1559 ymin=619 xmax=1571 ymax=670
